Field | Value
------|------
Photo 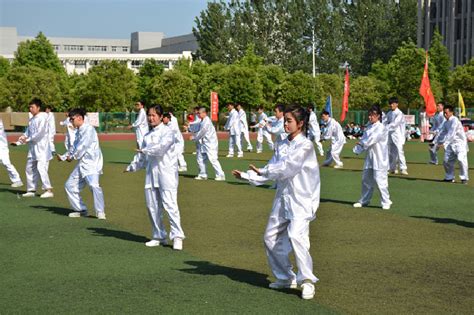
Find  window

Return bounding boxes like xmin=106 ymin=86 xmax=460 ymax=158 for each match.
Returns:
xmin=87 ymin=46 xmax=107 ymax=52
xmin=122 ymin=46 xmax=129 ymax=52
xmin=131 ymin=60 xmax=142 ymax=68
xmin=74 ymin=60 xmax=86 ymax=68
xmin=64 ymin=45 xmax=84 ymax=51
xmin=53 ymin=45 xmax=60 ymax=51
xmin=111 ymin=46 xmax=117 ymax=52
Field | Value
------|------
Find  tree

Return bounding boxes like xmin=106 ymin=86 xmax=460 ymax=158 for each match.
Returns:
xmin=13 ymin=32 xmax=65 ymax=74
xmin=150 ymin=70 xmax=195 ymax=112
xmin=318 ymin=73 xmax=344 ymax=110
xmin=277 ymin=71 xmax=324 ymax=106
xmin=448 ymin=59 xmax=474 ymax=107
xmin=429 ymin=29 xmax=451 ymax=100
xmin=137 ymin=59 xmax=164 ymax=105
xmin=77 ymin=61 xmax=137 ymax=112
xmin=0 ymin=57 xmax=10 ymax=77
xmin=257 ymin=65 xmax=285 ymax=109
xmin=350 ymin=76 xmax=388 ymax=109
xmin=219 ymin=64 xmax=263 ymax=107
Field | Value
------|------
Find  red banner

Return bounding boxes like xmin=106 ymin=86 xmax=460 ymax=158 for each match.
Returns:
xmin=419 ymin=51 xmax=437 ymax=117
xmin=210 ymin=92 xmax=219 ymax=121
xmin=340 ymin=67 xmax=350 ymax=122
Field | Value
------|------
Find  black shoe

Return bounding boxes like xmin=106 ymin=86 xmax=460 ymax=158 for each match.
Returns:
xmin=461 ymin=180 xmax=468 ymax=185
xmin=442 ymin=179 xmax=455 ymax=183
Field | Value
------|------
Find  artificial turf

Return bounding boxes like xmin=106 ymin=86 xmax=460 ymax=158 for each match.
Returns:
xmin=0 ymin=139 xmax=472 ymax=314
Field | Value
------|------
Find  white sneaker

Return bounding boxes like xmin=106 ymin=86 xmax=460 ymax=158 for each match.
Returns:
xmin=226 ymin=154 xmax=234 ymax=158
xmin=68 ymin=211 xmax=88 ymax=218
xmin=301 ymin=282 xmax=315 ymax=300
xmin=319 ymin=153 xmax=324 ymax=157
xmin=214 ymin=176 xmax=226 ymax=181
xmin=333 ymin=164 xmax=343 ymax=169
xmin=96 ymin=212 xmax=106 ymax=220
xmin=40 ymin=191 xmax=54 ymax=198
xmin=173 ymin=238 xmax=183 ymax=250
xmin=353 ymin=202 xmax=363 ymax=208
xmin=388 ymin=170 xmax=399 ymax=175
xmin=194 ymin=175 xmax=208 ymax=180
xmin=256 ymin=151 xmax=262 ymax=154
xmin=382 ymin=204 xmax=391 ymax=210
xmin=269 ymin=279 xmax=297 ymax=289
xmin=400 ymin=169 xmax=408 ymax=175
xmin=145 ymin=239 xmax=162 ymax=247
xmin=178 ymin=167 xmax=187 ymax=172
xmin=247 ymin=147 xmax=253 ymax=152
xmin=237 ymin=153 xmax=244 ymax=158
xmin=192 ymin=152 xmax=197 ymax=155
xmin=22 ymin=192 xmax=36 ymax=197
xmin=11 ymin=182 xmax=23 ymax=188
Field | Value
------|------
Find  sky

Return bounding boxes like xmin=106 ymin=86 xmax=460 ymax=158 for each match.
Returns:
xmin=0 ymin=0 xmax=209 ymax=39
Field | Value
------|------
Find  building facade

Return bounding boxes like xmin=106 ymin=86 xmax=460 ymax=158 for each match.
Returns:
xmin=417 ymin=0 xmax=474 ymax=67
xmin=0 ymin=27 xmax=197 ymax=74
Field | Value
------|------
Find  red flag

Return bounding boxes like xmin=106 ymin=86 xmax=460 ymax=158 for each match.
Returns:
xmin=419 ymin=51 xmax=437 ymax=117
xmin=210 ymin=91 xmax=219 ymax=122
xmin=340 ymin=67 xmax=350 ymax=122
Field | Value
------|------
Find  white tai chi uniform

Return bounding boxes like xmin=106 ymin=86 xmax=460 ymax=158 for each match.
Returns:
xmin=240 ymin=133 xmax=320 ymax=284
xmin=170 ymin=114 xmax=187 ymax=170
xmin=132 ymin=108 xmax=148 ymax=149
xmin=384 ymin=108 xmax=407 ymax=172
xmin=18 ymin=112 xmax=53 ymax=193
xmin=62 ymin=123 xmax=105 ymax=216
xmin=60 ymin=117 xmax=76 ymax=151
xmin=266 ymin=116 xmax=285 ymax=139
xmin=224 ymin=108 xmax=242 ymax=156
xmin=436 ymin=115 xmax=469 ymax=181
xmin=353 ymin=120 xmax=391 ymax=207
xmin=322 ymin=117 xmax=346 ymax=167
xmin=238 ymin=109 xmax=253 ymax=151
xmin=256 ymin=112 xmax=274 ymax=153
xmin=308 ymin=111 xmax=324 ymax=156
xmin=193 ymin=116 xmax=225 ymax=179
xmin=189 ymin=116 xmax=202 ymax=156
xmin=46 ymin=112 xmax=56 ymax=154
xmin=0 ymin=119 xmax=22 ymax=184
xmin=127 ymin=123 xmax=185 ymax=242
xmin=429 ymin=111 xmax=446 ymax=164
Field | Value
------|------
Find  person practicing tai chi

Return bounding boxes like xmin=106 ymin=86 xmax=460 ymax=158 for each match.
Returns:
xmin=125 ymin=105 xmax=185 ymax=250
xmin=307 ymin=104 xmax=324 ymax=156
xmin=44 ymin=105 xmax=56 ymax=155
xmin=428 ymin=102 xmax=446 ymax=165
xmin=189 ymin=107 xmax=225 ymax=181
xmin=236 ymin=103 xmax=253 ymax=152
xmin=435 ymin=105 xmax=469 ymax=184
xmin=233 ymin=106 xmax=320 ymax=300
xmin=168 ymin=110 xmax=187 ymax=172
xmin=127 ymin=101 xmax=148 ymax=149
xmin=266 ymin=104 xmax=285 ymax=138
xmin=320 ymin=110 xmax=346 ymax=168
xmin=57 ymin=108 xmax=106 ymax=220
xmin=12 ymin=98 xmax=54 ymax=198
xmin=253 ymin=105 xmax=274 ymax=153
xmin=384 ymin=97 xmax=408 ymax=175
xmin=352 ymin=106 xmax=392 ymax=210
xmin=224 ymin=103 xmax=243 ymax=158
xmin=0 ymin=118 xmax=23 ymax=187
xmin=59 ymin=110 xmax=76 ymax=152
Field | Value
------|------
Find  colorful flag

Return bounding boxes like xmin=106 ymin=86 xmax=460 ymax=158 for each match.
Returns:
xmin=419 ymin=51 xmax=437 ymax=117
xmin=210 ymin=91 xmax=219 ymax=121
xmin=340 ymin=67 xmax=349 ymax=122
xmin=325 ymin=95 xmax=332 ymax=116
xmin=458 ymin=90 xmax=466 ymax=117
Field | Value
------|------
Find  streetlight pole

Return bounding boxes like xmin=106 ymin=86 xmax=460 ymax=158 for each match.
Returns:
xmin=312 ymin=28 xmax=316 ymax=78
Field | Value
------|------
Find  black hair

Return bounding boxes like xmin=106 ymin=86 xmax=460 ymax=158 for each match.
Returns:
xmin=198 ymin=106 xmax=208 ymax=113
xmin=321 ymin=110 xmax=330 ymax=116
xmin=257 ymin=105 xmax=264 ymax=111
xmin=68 ymin=108 xmax=87 ymax=119
xmin=227 ymin=103 xmax=235 ymax=107
xmin=437 ymin=101 xmax=445 ymax=107
xmin=44 ymin=105 xmax=52 ymax=111
xmin=368 ymin=105 xmax=382 ymax=121
xmin=284 ymin=105 xmax=310 ymax=137
xmin=307 ymin=103 xmax=315 ymax=111
xmin=137 ymin=100 xmax=145 ymax=107
xmin=274 ymin=104 xmax=285 ymax=113
xmin=444 ymin=104 xmax=454 ymax=112
xmin=162 ymin=112 xmax=171 ymax=119
xmin=148 ymin=104 xmax=163 ymax=116
xmin=388 ymin=97 xmax=398 ymax=105
xmin=193 ymin=106 xmax=200 ymax=111
xmin=29 ymin=97 xmax=43 ymax=109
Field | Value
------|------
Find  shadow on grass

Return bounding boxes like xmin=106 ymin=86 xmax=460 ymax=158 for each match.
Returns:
xmin=0 ymin=187 xmax=24 ymax=195
xmin=31 ymin=205 xmax=71 ymax=216
xmin=391 ymin=176 xmax=454 ymax=183
xmin=226 ymin=181 xmax=272 ymax=189
xmin=87 ymin=227 xmax=149 ymax=243
xmin=411 ymin=216 xmax=474 ymax=228
xmin=321 ymin=198 xmax=380 ymax=209
xmin=178 ymin=260 xmax=300 ymax=297
xmin=107 ymin=161 xmax=131 ymax=165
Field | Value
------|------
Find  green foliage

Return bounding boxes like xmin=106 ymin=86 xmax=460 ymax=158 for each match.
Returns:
xmin=13 ymin=32 xmax=65 ymax=74
xmin=318 ymin=73 xmax=344 ymax=110
xmin=448 ymin=58 xmax=474 ymax=106
xmin=76 ymin=60 xmax=137 ymax=112
xmin=0 ymin=57 xmax=10 ymax=77
xmin=0 ymin=77 xmax=11 ymax=110
xmin=257 ymin=65 xmax=285 ymax=109
xmin=137 ymin=59 xmax=165 ymax=106
xmin=350 ymin=76 xmax=388 ymax=110
xmin=151 ymin=70 xmax=196 ymax=112
xmin=429 ymin=29 xmax=451 ymax=99
xmin=277 ymin=71 xmax=324 ymax=106
xmin=219 ymin=65 xmax=263 ymax=106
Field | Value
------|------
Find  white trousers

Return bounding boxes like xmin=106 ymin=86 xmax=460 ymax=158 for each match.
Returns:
xmin=443 ymin=147 xmax=469 ymax=180
xmin=388 ymin=138 xmax=407 ymax=171
xmin=359 ymin=169 xmax=391 ymax=207
xmin=197 ymin=149 xmax=225 ymax=178
xmin=228 ymin=134 xmax=243 ymax=155
xmin=144 ymin=188 xmax=185 ymax=241
xmin=256 ymin=129 xmax=274 ymax=153
xmin=136 ymin=132 xmax=144 ymax=149
xmin=241 ymin=129 xmax=253 ymax=150
xmin=25 ymin=158 xmax=52 ymax=192
xmin=65 ymin=167 xmax=105 ymax=214
xmin=264 ymin=199 xmax=318 ymax=284
xmin=0 ymin=153 xmax=22 ymax=183
xmin=49 ymin=140 xmax=55 ymax=153
xmin=324 ymin=142 xmax=344 ymax=166
xmin=429 ymin=144 xmax=440 ymax=164
xmin=308 ymin=134 xmax=324 ymax=156
xmin=178 ymin=153 xmax=187 ymax=168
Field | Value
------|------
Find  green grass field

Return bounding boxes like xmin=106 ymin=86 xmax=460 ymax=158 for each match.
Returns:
xmin=1 ymin=139 xmax=473 ymax=314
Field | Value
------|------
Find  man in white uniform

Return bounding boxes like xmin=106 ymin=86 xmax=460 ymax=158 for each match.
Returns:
xmin=45 ymin=106 xmax=56 ymax=155
xmin=435 ymin=105 xmax=469 ymax=184
xmin=128 ymin=101 xmax=148 ymax=149
xmin=12 ymin=98 xmax=53 ymax=198
xmin=168 ymin=111 xmax=187 ymax=172
xmin=190 ymin=107 xmax=225 ymax=181
xmin=58 ymin=108 xmax=106 ymax=219
xmin=353 ymin=106 xmax=392 ymax=210
xmin=236 ymin=103 xmax=253 ymax=152
xmin=428 ymin=102 xmax=446 ymax=165
xmin=0 ymin=118 xmax=23 ymax=187
xmin=266 ymin=104 xmax=286 ymax=138
xmin=224 ymin=103 xmax=243 ymax=157
xmin=307 ymin=104 xmax=324 ymax=156
xmin=253 ymin=105 xmax=274 ymax=153
xmin=384 ymin=97 xmax=408 ymax=175
xmin=59 ymin=111 xmax=76 ymax=152
xmin=321 ymin=110 xmax=346 ymax=168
